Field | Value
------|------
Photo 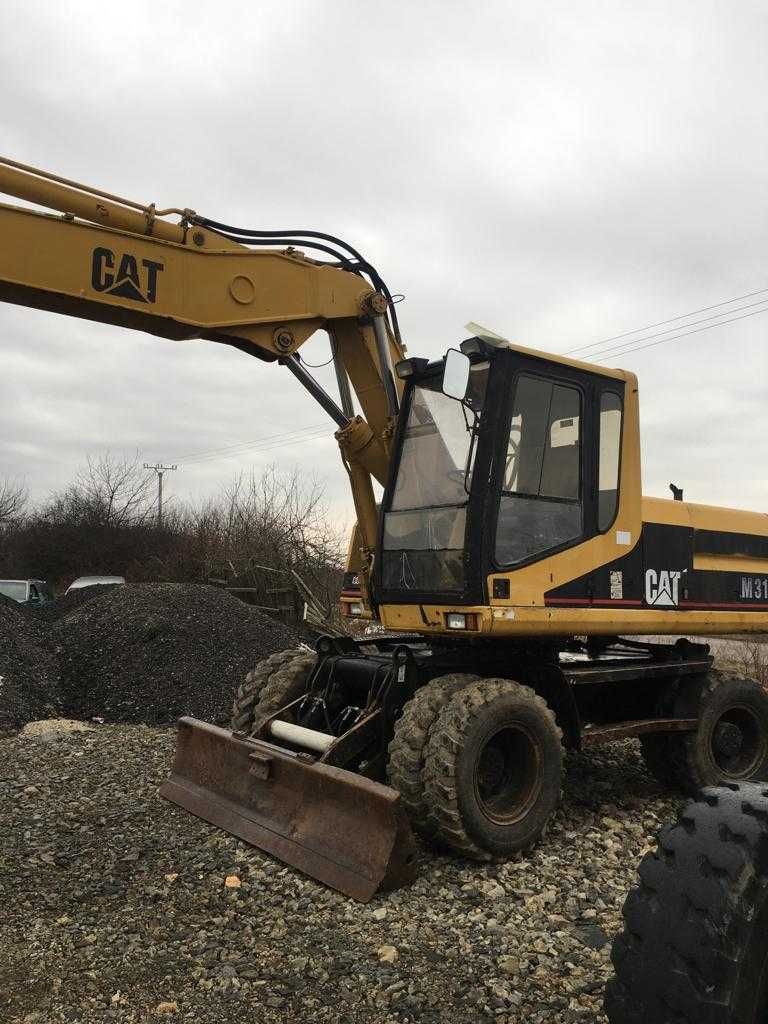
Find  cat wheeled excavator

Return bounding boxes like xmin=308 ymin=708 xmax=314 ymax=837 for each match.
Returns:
xmin=3 ymin=156 xmax=768 ymax=901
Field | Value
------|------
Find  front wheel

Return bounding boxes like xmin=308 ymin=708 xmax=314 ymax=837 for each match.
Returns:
xmin=231 ymin=648 xmax=314 ymax=733
xmin=605 ymin=783 xmax=768 ymax=1023
xmin=421 ymin=678 xmax=563 ymax=860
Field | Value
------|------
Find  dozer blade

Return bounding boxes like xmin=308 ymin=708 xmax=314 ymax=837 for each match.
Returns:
xmin=160 ymin=717 xmax=417 ymax=902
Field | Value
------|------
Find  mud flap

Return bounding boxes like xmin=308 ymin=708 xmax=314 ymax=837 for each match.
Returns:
xmin=160 ymin=717 xmax=418 ymax=902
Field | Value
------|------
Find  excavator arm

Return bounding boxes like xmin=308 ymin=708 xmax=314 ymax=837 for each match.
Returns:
xmin=0 ymin=156 xmax=406 ymax=600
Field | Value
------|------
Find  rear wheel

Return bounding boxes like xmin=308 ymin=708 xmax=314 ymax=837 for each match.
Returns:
xmin=605 ymin=783 xmax=768 ymax=1023
xmin=231 ymin=649 xmax=314 ymax=733
xmin=668 ymin=671 xmax=768 ymax=792
xmin=422 ymin=678 xmax=563 ymax=860
xmin=387 ymin=673 xmax=478 ymax=838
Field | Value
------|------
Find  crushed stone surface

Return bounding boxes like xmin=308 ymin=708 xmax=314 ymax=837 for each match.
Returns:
xmin=0 ymin=598 xmax=62 ymax=731
xmin=18 ymin=718 xmax=96 ymax=740
xmin=0 ymin=725 xmax=680 ymax=1023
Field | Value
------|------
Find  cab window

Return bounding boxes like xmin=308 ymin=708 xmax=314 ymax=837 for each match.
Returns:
xmin=598 ymin=391 xmax=622 ymax=531
xmin=495 ymin=375 xmax=582 ymax=565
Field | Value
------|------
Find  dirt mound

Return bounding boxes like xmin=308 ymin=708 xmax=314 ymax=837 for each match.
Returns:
xmin=0 ymin=600 xmax=62 ymax=730
xmin=55 ymin=583 xmax=303 ymax=724
xmin=29 ymin=583 xmax=120 ymax=623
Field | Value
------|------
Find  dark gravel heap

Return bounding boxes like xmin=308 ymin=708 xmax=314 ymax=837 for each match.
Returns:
xmin=29 ymin=583 xmax=119 ymax=623
xmin=0 ymin=728 xmax=681 ymax=1023
xmin=0 ymin=598 xmax=62 ymax=730
xmin=54 ymin=583 xmax=301 ymax=725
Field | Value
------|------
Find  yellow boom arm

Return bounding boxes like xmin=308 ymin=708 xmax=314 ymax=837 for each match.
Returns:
xmin=0 ymin=157 xmax=406 ymax=597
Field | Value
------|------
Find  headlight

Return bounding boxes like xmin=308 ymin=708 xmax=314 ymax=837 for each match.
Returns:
xmin=446 ymin=612 xmax=467 ymax=630
xmin=350 ymin=601 xmax=365 ymax=616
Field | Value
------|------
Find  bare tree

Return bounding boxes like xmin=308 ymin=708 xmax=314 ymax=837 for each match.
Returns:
xmin=0 ymin=478 xmax=27 ymax=524
xmin=69 ymin=452 xmax=155 ymax=527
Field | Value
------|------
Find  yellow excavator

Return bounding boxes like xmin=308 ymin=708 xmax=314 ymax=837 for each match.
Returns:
xmin=3 ymin=156 xmax=768 ymax=901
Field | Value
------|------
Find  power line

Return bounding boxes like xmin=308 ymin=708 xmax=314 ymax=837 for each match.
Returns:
xmin=175 ymin=425 xmax=331 ymax=467
xmin=180 ymin=427 xmax=330 ymax=466
xmin=581 ymin=303 xmax=768 ymax=363
xmin=564 ymin=284 xmax=768 ymax=357
xmin=570 ymin=297 xmax=768 ymax=363
xmin=173 ymin=423 xmax=329 ymax=464
xmin=173 ymin=423 xmax=327 ymax=464
xmin=181 ymin=431 xmax=330 ymax=466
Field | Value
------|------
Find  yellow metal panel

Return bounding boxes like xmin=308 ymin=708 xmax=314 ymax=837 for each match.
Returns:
xmin=379 ymin=602 xmax=768 ymax=637
xmin=694 ymin=554 xmax=768 ymax=573
xmin=643 ymin=495 xmax=768 ymax=538
xmin=495 ymin=338 xmax=632 ymax=383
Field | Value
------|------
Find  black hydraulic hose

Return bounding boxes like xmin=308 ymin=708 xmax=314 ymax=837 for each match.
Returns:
xmin=198 ymin=217 xmax=402 ymax=344
xmin=198 ymin=218 xmax=369 ymax=265
xmin=201 ymin=228 xmax=359 ymax=268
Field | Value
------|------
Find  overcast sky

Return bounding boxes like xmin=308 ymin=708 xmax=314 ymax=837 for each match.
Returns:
xmin=1 ymin=0 xmax=767 ymax=530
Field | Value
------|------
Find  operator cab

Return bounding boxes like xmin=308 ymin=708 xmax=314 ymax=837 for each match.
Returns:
xmin=375 ymin=335 xmax=626 ymax=606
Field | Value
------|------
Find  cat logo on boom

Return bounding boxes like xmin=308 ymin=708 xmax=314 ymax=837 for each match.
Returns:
xmin=91 ymin=247 xmax=163 ymax=304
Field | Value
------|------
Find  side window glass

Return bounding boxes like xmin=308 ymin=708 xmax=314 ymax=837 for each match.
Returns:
xmin=598 ymin=392 xmax=622 ymax=531
xmin=496 ymin=375 xmax=583 ymax=565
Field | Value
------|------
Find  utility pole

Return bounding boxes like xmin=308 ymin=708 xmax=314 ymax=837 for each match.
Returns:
xmin=143 ymin=463 xmax=177 ymax=527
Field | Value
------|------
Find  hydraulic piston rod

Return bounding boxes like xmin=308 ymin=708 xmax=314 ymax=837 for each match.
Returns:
xmin=269 ymin=720 xmax=335 ymax=754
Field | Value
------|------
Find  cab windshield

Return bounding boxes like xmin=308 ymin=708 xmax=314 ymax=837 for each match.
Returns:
xmin=381 ymin=364 xmax=487 ymax=593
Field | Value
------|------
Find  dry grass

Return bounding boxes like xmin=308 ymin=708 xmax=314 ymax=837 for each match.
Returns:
xmin=714 ymin=638 xmax=768 ymax=686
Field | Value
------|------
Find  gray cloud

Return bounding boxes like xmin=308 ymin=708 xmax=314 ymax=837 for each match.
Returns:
xmin=1 ymin=0 xmax=766 ymax=520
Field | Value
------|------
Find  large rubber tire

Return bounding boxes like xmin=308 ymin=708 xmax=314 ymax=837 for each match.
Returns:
xmin=387 ymin=673 xmax=478 ymax=839
xmin=605 ymin=783 xmax=768 ymax=1023
xmin=231 ymin=649 xmax=313 ymax=733
xmin=666 ymin=670 xmax=768 ymax=792
xmin=253 ymin=650 xmax=316 ymax=726
xmin=422 ymin=678 xmax=563 ymax=861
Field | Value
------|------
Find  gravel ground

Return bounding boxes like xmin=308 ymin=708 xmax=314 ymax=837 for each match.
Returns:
xmin=0 ymin=724 xmax=680 ymax=1024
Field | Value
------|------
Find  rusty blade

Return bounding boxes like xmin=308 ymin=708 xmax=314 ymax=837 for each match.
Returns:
xmin=160 ymin=717 xmax=417 ymax=902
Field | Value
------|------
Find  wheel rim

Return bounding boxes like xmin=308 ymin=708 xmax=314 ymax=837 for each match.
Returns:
xmin=473 ymin=723 xmax=542 ymax=825
xmin=709 ymin=703 xmax=767 ymax=778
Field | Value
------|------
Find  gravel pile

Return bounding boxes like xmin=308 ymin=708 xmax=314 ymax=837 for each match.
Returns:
xmin=0 ymin=725 xmax=680 ymax=1023
xmin=0 ymin=599 xmax=62 ymax=731
xmin=54 ymin=583 xmax=302 ymax=725
xmin=29 ymin=584 xmax=120 ymax=623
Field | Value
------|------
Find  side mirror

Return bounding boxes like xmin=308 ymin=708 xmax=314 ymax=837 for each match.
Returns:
xmin=442 ymin=348 xmax=471 ymax=401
